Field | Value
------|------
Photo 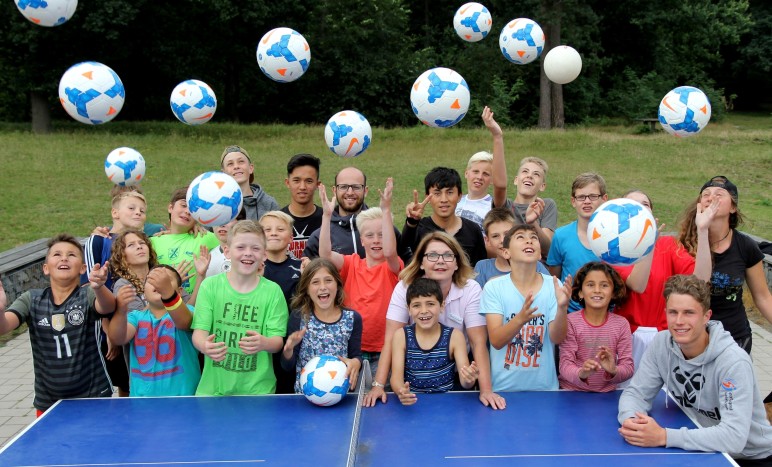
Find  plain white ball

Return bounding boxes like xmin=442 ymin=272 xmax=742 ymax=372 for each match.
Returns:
xmin=543 ymin=46 xmax=582 ymax=85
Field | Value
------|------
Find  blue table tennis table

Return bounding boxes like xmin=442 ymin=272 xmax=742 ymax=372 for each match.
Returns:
xmin=0 ymin=388 xmax=737 ymax=467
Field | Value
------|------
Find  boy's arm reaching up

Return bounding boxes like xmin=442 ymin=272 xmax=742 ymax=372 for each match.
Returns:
xmin=89 ymin=262 xmax=117 ymax=315
xmin=108 ymin=285 xmax=139 ymax=346
xmin=484 ymin=106 xmax=508 ymax=209
xmin=548 ymin=276 xmax=571 ymax=345
xmin=318 ymin=184 xmax=345 ymax=270
xmin=380 ymin=178 xmax=401 ymax=274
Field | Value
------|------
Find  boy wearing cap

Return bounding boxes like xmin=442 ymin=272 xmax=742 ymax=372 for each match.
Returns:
xmin=618 ymin=274 xmax=772 ymax=464
xmin=220 ymin=145 xmax=280 ymax=221
xmin=677 ymin=175 xmax=772 ymax=353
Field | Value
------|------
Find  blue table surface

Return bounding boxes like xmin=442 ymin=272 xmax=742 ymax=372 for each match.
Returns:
xmin=0 ymin=390 xmax=735 ymax=467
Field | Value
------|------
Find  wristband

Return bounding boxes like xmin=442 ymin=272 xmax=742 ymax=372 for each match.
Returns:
xmin=372 ymin=380 xmax=385 ymax=388
xmin=405 ymin=217 xmax=418 ymax=228
xmin=162 ymin=291 xmax=181 ymax=310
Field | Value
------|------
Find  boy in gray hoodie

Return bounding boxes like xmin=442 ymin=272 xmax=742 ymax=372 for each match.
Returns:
xmin=618 ymin=274 xmax=772 ymax=464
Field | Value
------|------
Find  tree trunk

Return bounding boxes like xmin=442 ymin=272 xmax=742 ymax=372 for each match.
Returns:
xmin=549 ymin=5 xmax=564 ymax=129
xmin=30 ymin=91 xmax=51 ymax=134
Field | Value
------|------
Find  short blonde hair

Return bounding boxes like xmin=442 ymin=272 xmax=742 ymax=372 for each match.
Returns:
xmin=355 ymin=207 xmax=391 ymax=232
xmin=519 ymin=157 xmax=549 ymax=177
xmin=111 ymin=191 xmax=146 ymax=209
xmin=466 ymin=151 xmax=493 ymax=169
xmin=227 ymin=220 xmax=266 ymax=246
xmin=259 ymin=210 xmax=294 ymax=230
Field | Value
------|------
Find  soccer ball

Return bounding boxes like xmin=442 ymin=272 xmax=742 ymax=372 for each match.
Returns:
xmin=410 ymin=67 xmax=470 ymax=128
xmin=186 ymin=172 xmax=243 ymax=227
xmin=324 ymin=111 xmax=372 ymax=158
xmin=453 ymin=3 xmax=492 ymax=43
xmin=658 ymin=86 xmax=712 ymax=137
xmin=543 ymin=46 xmax=582 ymax=84
xmin=256 ymin=27 xmax=311 ymax=83
xmin=58 ymin=62 xmax=125 ymax=125
xmin=300 ymin=355 xmax=350 ymax=407
xmin=14 ymin=0 xmax=77 ymax=27
xmin=587 ymin=199 xmax=657 ymax=266
xmin=105 ymin=147 xmax=145 ymax=186
xmin=499 ymin=18 xmax=545 ymax=65
xmin=170 ymin=80 xmax=217 ymax=125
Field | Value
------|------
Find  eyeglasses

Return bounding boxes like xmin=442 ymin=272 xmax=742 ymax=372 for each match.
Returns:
xmin=423 ymin=252 xmax=456 ymax=262
xmin=573 ymin=194 xmax=602 ymax=202
xmin=335 ymin=184 xmax=365 ymax=193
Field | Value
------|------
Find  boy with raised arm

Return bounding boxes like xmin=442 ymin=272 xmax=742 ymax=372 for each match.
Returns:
xmin=618 ymin=275 xmax=772 ymax=463
xmin=0 ymin=234 xmax=117 ymax=414
xmin=191 ymin=220 xmax=288 ymax=395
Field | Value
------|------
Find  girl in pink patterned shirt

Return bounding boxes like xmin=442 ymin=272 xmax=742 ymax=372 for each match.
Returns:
xmin=559 ymin=262 xmax=633 ymax=392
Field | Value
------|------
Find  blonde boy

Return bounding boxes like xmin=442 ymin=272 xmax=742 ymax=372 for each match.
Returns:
xmin=319 ymin=178 xmax=402 ymax=378
xmin=546 ymin=173 xmax=607 ymax=312
xmin=258 ymin=211 xmax=302 ymax=306
xmin=191 ymin=220 xmax=288 ymax=395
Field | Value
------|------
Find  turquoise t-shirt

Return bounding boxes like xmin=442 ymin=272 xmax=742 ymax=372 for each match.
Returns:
xmin=191 ymin=274 xmax=288 ymax=396
xmin=545 ymin=221 xmax=600 ymax=311
xmin=151 ymin=231 xmax=220 ymax=294
xmin=127 ymin=306 xmax=201 ymax=397
xmin=480 ymin=273 xmax=559 ymax=391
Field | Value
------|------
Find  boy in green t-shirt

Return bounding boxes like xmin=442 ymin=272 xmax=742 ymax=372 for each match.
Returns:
xmin=151 ymin=187 xmax=220 ymax=296
xmin=191 ymin=220 xmax=289 ymax=395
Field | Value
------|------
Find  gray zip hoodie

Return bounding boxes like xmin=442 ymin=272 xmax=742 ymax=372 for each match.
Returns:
xmin=242 ymin=183 xmax=280 ymax=221
xmin=618 ymin=321 xmax=772 ymax=460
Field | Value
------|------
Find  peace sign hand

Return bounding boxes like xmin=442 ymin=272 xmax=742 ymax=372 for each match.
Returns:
xmin=405 ymin=189 xmax=431 ymax=221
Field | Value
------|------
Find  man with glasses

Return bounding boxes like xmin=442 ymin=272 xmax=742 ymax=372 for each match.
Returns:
xmin=546 ymin=172 xmax=608 ymax=312
xmin=220 ymin=145 xmax=279 ymax=221
xmin=303 ymin=167 xmax=406 ymax=260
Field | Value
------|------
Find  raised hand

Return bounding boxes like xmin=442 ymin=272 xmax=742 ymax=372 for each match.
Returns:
xmin=378 ymin=177 xmax=394 ymax=211
xmin=396 ymin=382 xmax=417 ymax=406
xmin=193 ymin=245 xmax=212 ymax=279
xmin=90 ymin=226 xmax=110 ymax=238
xmin=204 ymin=334 xmax=228 ymax=362
xmin=405 ymin=189 xmax=431 ymax=221
xmin=481 ymin=106 xmax=502 ymax=138
xmin=147 ymin=267 xmax=176 ymax=300
xmin=282 ymin=328 xmax=307 ymax=356
xmin=555 ymin=275 xmax=573 ymax=309
xmin=175 ymin=260 xmax=195 ymax=284
xmin=89 ymin=262 xmax=109 ymax=289
xmin=115 ymin=285 xmax=137 ymax=314
xmin=524 ymin=198 xmax=545 ymax=225
xmin=695 ymin=198 xmax=719 ymax=232
xmin=516 ymin=292 xmax=542 ymax=326
xmin=319 ymin=184 xmax=336 ymax=217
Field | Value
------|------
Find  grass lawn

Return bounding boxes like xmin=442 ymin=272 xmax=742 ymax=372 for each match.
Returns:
xmin=0 ymin=113 xmax=770 ymax=252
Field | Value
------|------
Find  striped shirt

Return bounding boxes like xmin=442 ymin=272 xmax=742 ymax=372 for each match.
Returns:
xmin=8 ymin=287 xmax=113 ymax=410
xmin=404 ymin=323 xmax=455 ymax=393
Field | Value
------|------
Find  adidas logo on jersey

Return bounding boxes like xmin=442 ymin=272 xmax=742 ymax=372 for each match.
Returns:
xmin=292 ymin=273 xmax=300 ymax=279
xmin=37 ymin=317 xmax=50 ymax=327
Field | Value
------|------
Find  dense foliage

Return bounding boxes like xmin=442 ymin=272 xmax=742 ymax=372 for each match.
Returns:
xmin=0 ymin=0 xmax=764 ymax=127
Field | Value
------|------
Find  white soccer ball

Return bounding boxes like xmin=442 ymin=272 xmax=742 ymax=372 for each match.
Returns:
xmin=587 ymin=199 xmax=657 ymax=266
xmin=543 ymin=45 xmax=582 ymax=85
xmin=658 ymin=86 xmax=712 ymax=137
xmin=453 ymin=2 xmax=492 ymax=43
xmin=324 ymin=111 xmax=372 ymax=158
xmin=499 ymin=18 xmax=545 ymax=65
xmin=14 ymin=0 xmax=77 ymax=27
xmin=170 ymin=80 xmax=217 ymax=125
xmin=300 ymin=355 xmax=350 ymax=407
xmin=256 ymin=27 xmax=311 ymax=83
xmin=105 ymin=147 xmax=145 ymax=186
xmin=186 ymin=172 xmax=243 ymax=227
xmin=410 ymin=67 xmax=470 ymax=128
xmin=58 ymin=61 xmax=125 ymax=125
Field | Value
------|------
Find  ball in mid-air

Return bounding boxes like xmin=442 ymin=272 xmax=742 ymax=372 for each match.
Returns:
xmin=105 ymin=147 xmax=145 ymax=186
xmin=58 ymin=62 xmax=125 ymax=125
xmin=658 ymin=86 xmax=711 ymax=137
xmin=587 ymin=199 xmax=657 ymax=266
xmin=499 ymin=18 xmax=544 ymax=65
xmin=453 ymin=2 xmax=492 ymax=43
xmin=300 ymin=355 xmax=350 ymax=407
xmin=410 ymin=67 xmax=470 ymax=128
xmin=543 ymin=46 xmax=582 ymax=84
xmin=256 ymin=27 xmax=311 ymax=83
xmin=186 ymin=172 xmax=243 ymax=227
xmin=14 ymin=0 xmax=77 ymax=27
xmin=324 ymin=111 xmax=372 ymax=158
xmin=170 ymin=80 xmax=217 ymax=125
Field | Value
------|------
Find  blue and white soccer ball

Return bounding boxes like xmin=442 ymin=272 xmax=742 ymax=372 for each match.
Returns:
xmin=170 ymin=80 xmax=217 ymax=125
xmin=499 ymin=18 xmax=545 ymax=65
xmin=14 ymin=0 xmax=77 ymax=27
xmin=300 ymin=355 xmax=350 ymax=407
xmin=324 ymin=111 xmax=372 ymax=158
xmin=453 ymin=2 xmax=492 ymax=43
xmin=186 ymin=172 xmax=243 ymax=227
xmin=58 ymin=62 xmax=125 ymax=125
xmin=105 ymin=147 xmax=145 ymax=186
xmin=410 ymin=67 xmax=470 ymax=128
xmin=658 ymin=86 xmax=712 ymax=137
xmin=587 ymin=199 xmax=657 ymax=266
xmin=256 ymin=27 xmax=311 ymax=83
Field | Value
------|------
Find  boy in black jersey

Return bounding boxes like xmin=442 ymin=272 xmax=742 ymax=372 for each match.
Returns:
xmin=0 ymin=234 xmax=117 ymax=414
